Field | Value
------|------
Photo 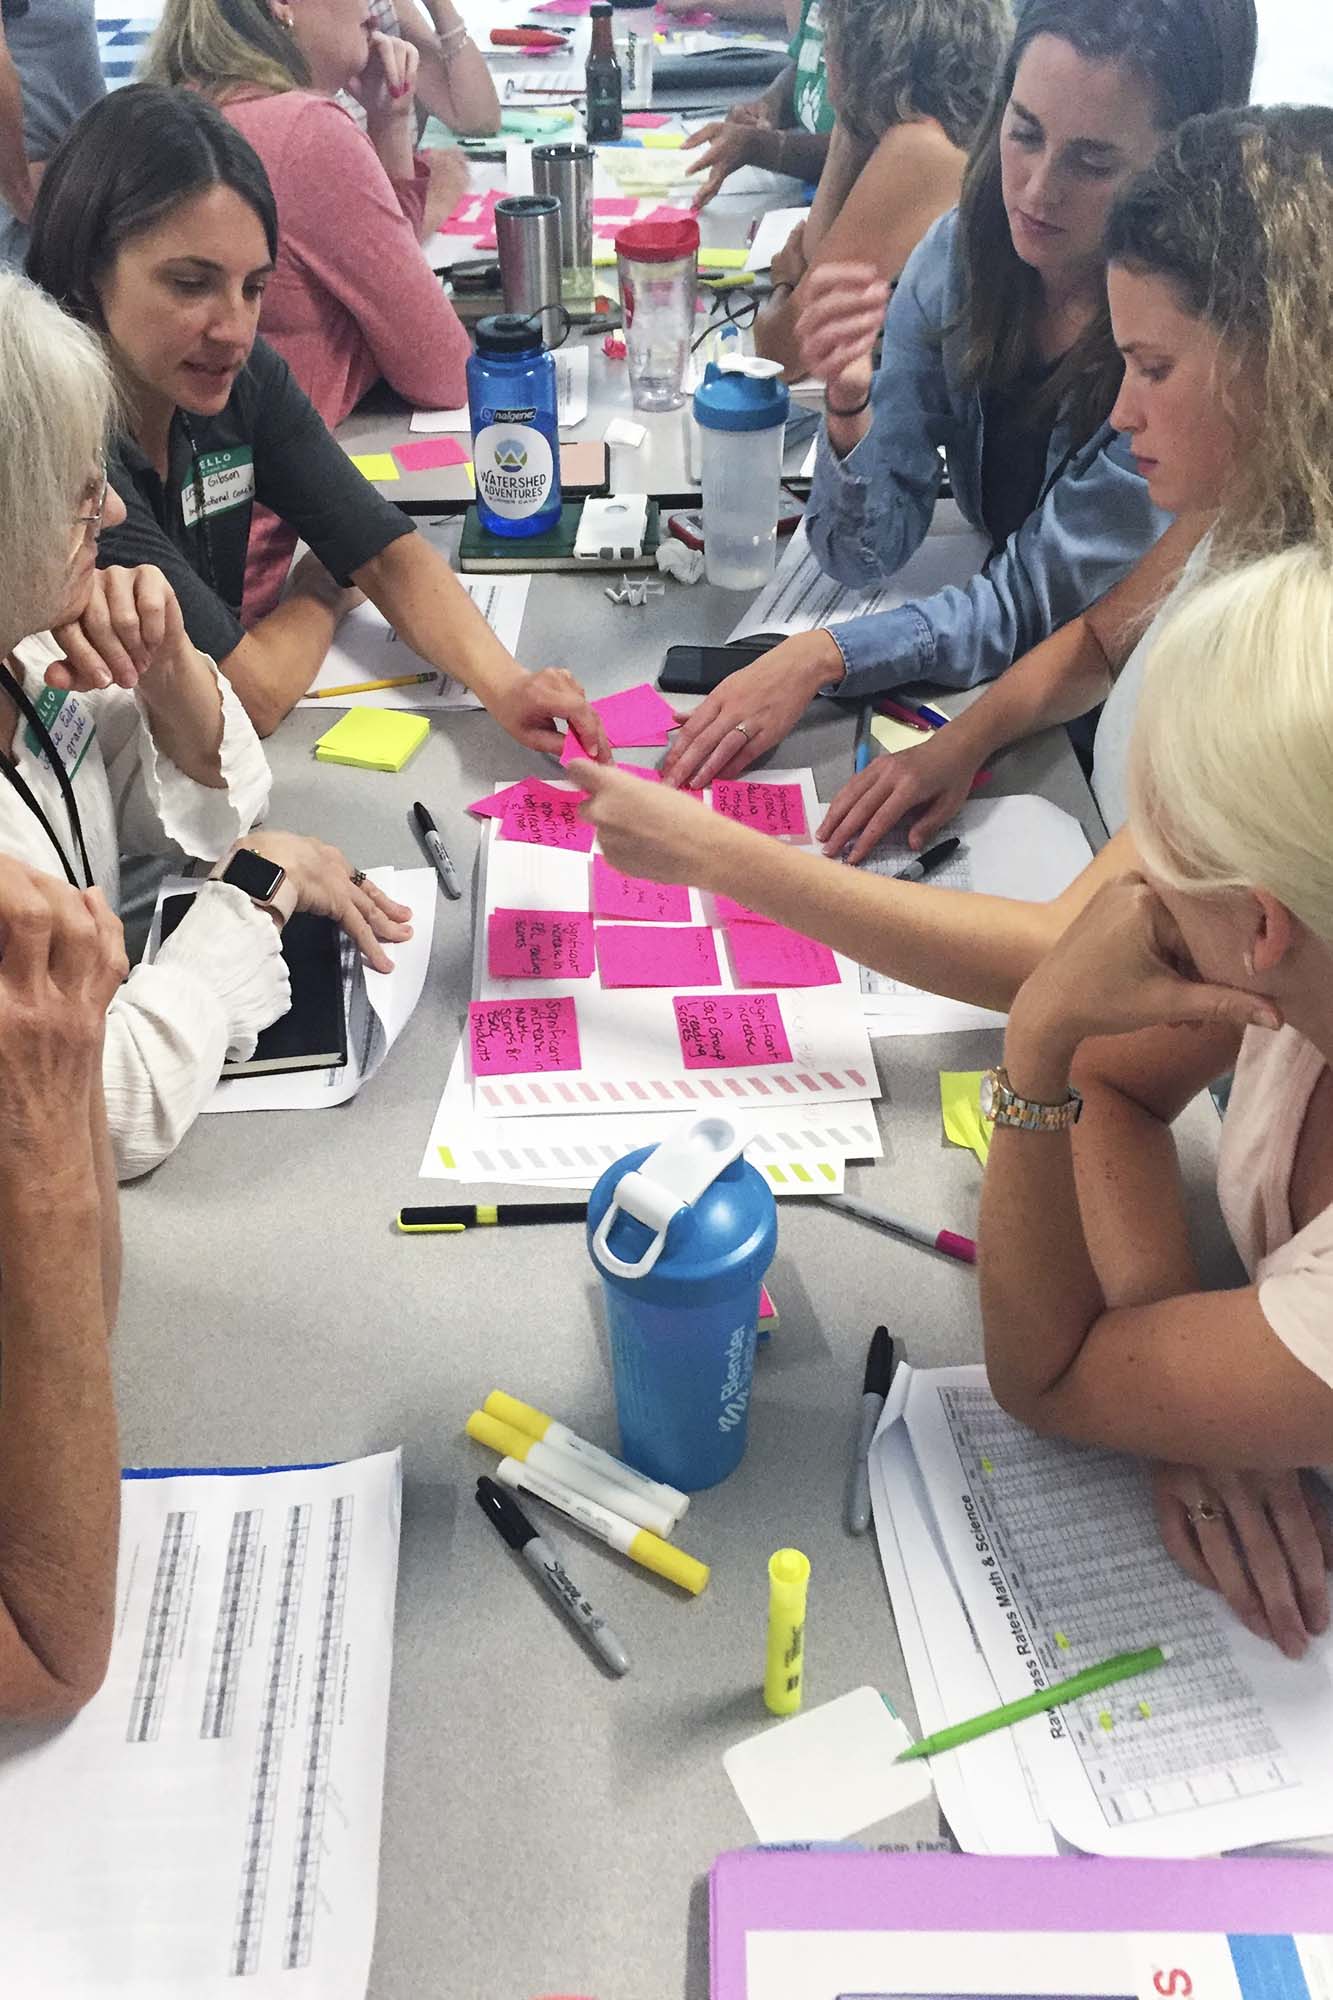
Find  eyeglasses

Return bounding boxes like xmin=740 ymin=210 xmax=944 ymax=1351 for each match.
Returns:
xmin=72 ymin=461 xmax=109 ymax=548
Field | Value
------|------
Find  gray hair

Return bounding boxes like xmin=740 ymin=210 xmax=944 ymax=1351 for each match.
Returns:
xmin=0 ymin=272 xmax=114 ymax=648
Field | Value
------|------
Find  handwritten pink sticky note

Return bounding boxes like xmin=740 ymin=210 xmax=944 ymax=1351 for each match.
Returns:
xmin=488 ymin=908 xmax=595 ymax=980
xmin=623 ymin=112 xmax=672 ymax=128
xmin=711 ymin=778 xmax=808 ymax=840
xmin=469 ymin=997 xmax=582 ymax=1076
xmin=440 ymin=189 xmax=500 ymax=234
xmin=596 ymin=924 xmax=721 ymax=988
xmin=468 ymin=779 xmax=529 ymax=819
xmin=500 ymin=780 xmax=594 ymax=851
xmin=725 ymin=922 xmax=839 ymax=988
xmin=560 ymin=728 xmax=607 ymax=769
xmin=673 ymin=992 xmax=792 ymax=1069
xmin=592 ymin=855 xmax=691 ymax=923
xmin=590 ymin=682 xmax=676 ymax=747
xmin=713 ymin=891 xmax=777 ymax=926
xmin=392 ymin=436 xmax=470 ymax=473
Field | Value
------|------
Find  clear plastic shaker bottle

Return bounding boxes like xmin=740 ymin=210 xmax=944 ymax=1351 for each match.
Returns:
xmin=692 ymin=356 xmax=791 ymax=589
xmin=614 ymin=216 xmax=700 ymax=413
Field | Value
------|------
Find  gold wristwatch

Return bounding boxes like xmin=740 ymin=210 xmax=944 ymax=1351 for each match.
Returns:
xmin=980 ymin=1065 xmax=1082 ymax=1133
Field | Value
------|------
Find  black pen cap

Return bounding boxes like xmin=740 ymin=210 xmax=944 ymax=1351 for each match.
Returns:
xmin=475 ymin=1474 xmax=537 ymax=1551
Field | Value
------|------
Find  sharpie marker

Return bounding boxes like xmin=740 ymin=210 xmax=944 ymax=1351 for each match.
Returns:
xmin=886 ymin=836 xmax=960 ymax=883
xmin=412 ymin=800 xmax=462 ymax=900
xmin=846 ymin=1325 xmax=896 ymax=1536
xmin=475 ymin=1476 xmax=629 ymax=1675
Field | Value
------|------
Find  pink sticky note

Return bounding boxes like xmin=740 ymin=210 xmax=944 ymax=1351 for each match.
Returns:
xmin=469 ymin=779 xmax=530 ymax=819
xmin=440 ymin=188 xmax=500 ymax=234
xmin=623 ymin=112 xmax=672 ymax=129
xmin=713 ymin=892 xmax=777 ymax=926
xmin=592 ymin=855 xmax=691 ymax=923
xmin=560 ymin=728 xmax=606 ymax=769
xmin=590 ymin=682 xmax=676 ymax=747
xmin=597 ymin=923 xmax=720 ymax=988
xmin=469 ymin=997 xmax=582 ymax=1076
xmin=725 ymin=922 xmax=839 ymax=988
xmin=500 ymin=780 xmax=594 ymax=851
xmin=392 ymin=436 xmax=470 ymax=473
xmin=592 ymin=196 xmax=640 ymax=216
xmin=531 ymin=0 xmax=590 ymax=13
xmin=639 ymin=205 xmax=694 ymax=229
xmin=673 ymin=992 xmax=792 ymax=1069
xmin=711 ymin=778 xmax=808 ymax=840
xmin=488 ymin=908 xmax=595 ymax=980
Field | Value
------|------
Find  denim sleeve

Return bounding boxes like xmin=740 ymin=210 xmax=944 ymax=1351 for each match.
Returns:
xmin=804 ymin=214 xmax=957 ymax=589
xmin=823 ymin=429 xmax=1171 ymax=699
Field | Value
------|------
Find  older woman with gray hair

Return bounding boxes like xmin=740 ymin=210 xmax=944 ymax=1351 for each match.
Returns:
xmin=0 ymin=271 xmax=411 ymax=1179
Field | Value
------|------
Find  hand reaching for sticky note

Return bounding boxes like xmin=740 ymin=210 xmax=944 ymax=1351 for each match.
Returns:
xmin=493 ymin=668 xmax=612 ymax=764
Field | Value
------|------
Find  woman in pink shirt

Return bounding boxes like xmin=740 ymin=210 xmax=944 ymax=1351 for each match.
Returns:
xmin=146 ymin=0 xmax=471 ymax=617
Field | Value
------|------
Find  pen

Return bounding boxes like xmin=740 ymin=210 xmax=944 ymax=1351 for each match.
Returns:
xmin=411 ymin=801 xmax=462 ymax=901
xmin=846 ymin=1326 xmax=895 ymax=1536
xmin=475 ymin=1476 xmax=630 ymax=1675
xmin=313 ymin=671 xmax=435 ymax=698
xmin=896 ymin=1643 xmax=1173 ymax=1762
xmin=492 ymin=1454 xmax=709 ymax=1594
xmin=886 ymin=835 xmax=960 ymax=883
xmin=491 ymin=26 xmax=568 ymax=45
xmin=876 ymin=696 xmax=948 ymax=731
xmin=396 ymin=1200 xmax=587 ymax=1232
xmin=819 ymin=1193 xmax=976 ymax=1266
xmin=853 ymin=703 xmax=873 ymax=774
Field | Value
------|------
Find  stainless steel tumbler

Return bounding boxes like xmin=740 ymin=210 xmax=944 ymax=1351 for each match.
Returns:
xmin=494 ymin=194 xmax=564 ymax=348
xmin=531 ymin=142 xmax=595 ymax=307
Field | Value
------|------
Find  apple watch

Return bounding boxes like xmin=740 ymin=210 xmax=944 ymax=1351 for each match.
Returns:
xmin=209 ymin=846 xmax=298 ymax=925
xmin=980 ymin=1065 xmax=1082 ymax=1133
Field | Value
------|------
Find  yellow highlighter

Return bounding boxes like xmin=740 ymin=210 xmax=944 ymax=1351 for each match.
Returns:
xmin=764 ymin=1548 xmax=811 ymax=1715
xmin=488 ymin=1450 xmax=709 ymax=1597
xmin=467 ymin=1411 xmax=681 ymax=1541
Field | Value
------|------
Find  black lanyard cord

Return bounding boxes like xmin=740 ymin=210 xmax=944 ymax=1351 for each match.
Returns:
xmin=0 ymin=661 xmax=95 ymax=891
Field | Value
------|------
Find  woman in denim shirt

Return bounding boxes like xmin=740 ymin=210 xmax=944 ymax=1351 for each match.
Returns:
xmin=663 ymin=0 xmax=1256 ymax=789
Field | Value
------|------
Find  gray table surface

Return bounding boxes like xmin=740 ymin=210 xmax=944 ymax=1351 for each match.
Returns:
xmin=114 ymin=541 xmax=1230 ymax=1999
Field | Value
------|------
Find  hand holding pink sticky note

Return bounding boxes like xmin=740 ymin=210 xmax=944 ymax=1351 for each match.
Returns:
xmin=592 ymin=855 xmax=691 ymax=923
xmin=725 ymin=922 xmax=839 ymax=987
xmin=596 ymin=923 xmax=720 ymax=988
xmin=564 ymin=682 xmax=676 ymax=758
xmin=711 ymin=778 xmax=808 ymax=840
xmin=469 ymin=996 xmax=582 ymax=1076
xmin=673 ymin=992 xmax=792 ymax=1069
xmin=499 ymin=779 xmax=595 ymax=852
xmin=488 ymin=909 xmax=594 ymax=980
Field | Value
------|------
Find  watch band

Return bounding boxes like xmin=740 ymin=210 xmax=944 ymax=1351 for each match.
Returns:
xmin=210 ymin=846 xmax=299 ymax=926
xmin=980 ymin=1065 xmax=1082 ymax=1133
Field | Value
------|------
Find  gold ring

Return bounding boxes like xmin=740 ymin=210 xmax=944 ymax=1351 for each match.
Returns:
xmin=1187 ymin=1501 xmax=1223 ymax=1526
xmin=733 ymin=722 xmax=751 ymax=741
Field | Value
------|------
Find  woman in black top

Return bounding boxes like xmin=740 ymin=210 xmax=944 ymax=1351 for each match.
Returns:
xmin=27 ymin=87 xmax=610 ymax=753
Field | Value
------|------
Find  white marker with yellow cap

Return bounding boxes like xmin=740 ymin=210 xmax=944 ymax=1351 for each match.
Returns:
xmin=492 ymin=1456 xmax=710 ymax=1597
xmin=467 ymin=1410 xmax=679 ymax=1540
xmin=483 ymin=1389 xmax=690 ymax=1522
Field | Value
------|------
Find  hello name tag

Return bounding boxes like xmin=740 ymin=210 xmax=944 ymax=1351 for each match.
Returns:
xmin=181 ymin=445 xmax=255 ymax=526
xmin=24 ymin=686 xmax=94 ymax=777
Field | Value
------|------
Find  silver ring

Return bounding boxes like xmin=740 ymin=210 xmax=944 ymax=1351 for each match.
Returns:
xmin=733 ymin=722 xmax=752 ymax=742
xmin=1187 ymin=1501 xmax=1223 ymax=1526
xmin=350 ymin=869 xmax=367 ymax=889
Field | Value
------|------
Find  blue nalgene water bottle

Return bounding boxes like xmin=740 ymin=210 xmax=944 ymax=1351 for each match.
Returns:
xmin=587 ymin=1118 xmax=777 ymax=1492
xmin=466 ymin=312 xmax=562 ymax=539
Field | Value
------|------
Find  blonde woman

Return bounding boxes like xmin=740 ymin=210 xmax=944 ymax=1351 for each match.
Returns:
xmin=753 ymin=0 xmax=1011 ymax=379
xmin=981 ymin=546 xmax=1333 ymax=1658
xmin=0 ymin=270 xmax=412 ymax=1180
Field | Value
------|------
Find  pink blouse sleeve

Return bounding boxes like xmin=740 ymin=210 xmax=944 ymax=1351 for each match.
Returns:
xmin=277 ymin=98 xmax=470 ymax=408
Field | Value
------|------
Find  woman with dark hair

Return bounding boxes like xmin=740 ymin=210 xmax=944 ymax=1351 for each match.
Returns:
xmin=26 ymin=87 xmax=610 ymax=751
xmin=661 ymin=0 xmax=1257 ymax=790
xmin=752 ymin=0 xmax=1011 ymax=379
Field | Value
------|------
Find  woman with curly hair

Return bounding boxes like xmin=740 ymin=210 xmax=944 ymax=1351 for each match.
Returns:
xmin=752 ymin=0 xmax=1011 ymax=378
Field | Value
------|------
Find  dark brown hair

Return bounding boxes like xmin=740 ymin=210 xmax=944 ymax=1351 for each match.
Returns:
xmin=956 ymin=0 xmax=1257 ymax=445
xmin=822 ymin=0 xmax=1011 ymax=153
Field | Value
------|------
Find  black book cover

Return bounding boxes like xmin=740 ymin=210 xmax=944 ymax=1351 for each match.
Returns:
xmin=159 ymin=893 xmax=348 ymax=1076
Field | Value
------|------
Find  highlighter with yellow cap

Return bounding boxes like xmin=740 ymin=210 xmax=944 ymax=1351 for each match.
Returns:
xmin=483 ymin=1389 xmax=690 ymax=1523
xmin=466 ymin=1410 xmax=680 ymax=1540
xmin=491 ymin=1453 xmax=709 ymax=1596
xmin=764 ymin=1547 xmax=810 ymax=1715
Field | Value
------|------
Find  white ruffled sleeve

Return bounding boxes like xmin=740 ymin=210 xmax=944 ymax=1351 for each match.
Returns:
xmin=98 ymin=664 xmax=272 ymax=863
xmin=103 ymin=882 xmax=291 ymax=1182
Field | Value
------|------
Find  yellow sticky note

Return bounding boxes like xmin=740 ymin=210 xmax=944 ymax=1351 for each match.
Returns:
xmin=940 ymin=1070 xmax=992 ymax=1167
xmin=465 ymin=461 xmax=476 ymax=489
xmin=640 ymin=130 xmax=686 ymax=148
xmin=699 ymin=245 xmax=749 ymax=272
xmin=870 ymin=713 xmax=931 ymax=755
xmin=350 ymin=452 xmax=400 ymax=482
xmin=314 ymin=709 xmax=429 ymax=773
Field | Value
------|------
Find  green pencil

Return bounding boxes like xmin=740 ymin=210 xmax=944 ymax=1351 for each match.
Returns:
xmin=895 ymin=1642 xmax=1172 ymax=1763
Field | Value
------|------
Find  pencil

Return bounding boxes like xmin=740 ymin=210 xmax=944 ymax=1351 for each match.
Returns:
xmin=896 ymin=1643 xmax=1172 ymax=1762
xmin=312 ymin=671 xmax=435 ymax=698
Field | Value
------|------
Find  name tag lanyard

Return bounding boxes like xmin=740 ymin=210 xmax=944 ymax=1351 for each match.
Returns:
xmin=0 ymin=660 xmax=94 ymax=891
xmin=182 ymin=416 xmax=226 ymax=605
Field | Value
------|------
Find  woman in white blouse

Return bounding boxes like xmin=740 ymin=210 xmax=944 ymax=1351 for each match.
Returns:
xmin=0 ymin=271 xmax=410 ymax=1180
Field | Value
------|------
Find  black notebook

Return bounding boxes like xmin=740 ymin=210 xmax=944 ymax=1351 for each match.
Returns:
xmin=159 ymin=893 xmax=348 ymax=1077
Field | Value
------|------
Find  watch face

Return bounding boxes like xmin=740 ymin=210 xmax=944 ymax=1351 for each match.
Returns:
xmin=979 ymin=1072 xmax=997 ymax=1120
xmin=224 ymin=848 xmax=285 ymax=904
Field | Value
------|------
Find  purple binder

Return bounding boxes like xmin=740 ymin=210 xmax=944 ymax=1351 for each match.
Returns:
xmin=710 ymin=1849 xmax=1333 ymax=2000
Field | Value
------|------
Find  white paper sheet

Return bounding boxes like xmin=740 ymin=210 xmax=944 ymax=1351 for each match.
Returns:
xmin=0 ymin=1452 xmax=401 ymax=1997
xmin=407 ymin=343 xmax=590 ymax=433
xmin=470 ymin=770 xmax=880 ymax=1115
xmin=746 ymin=204 xmax=810 ymax=272
xmin=147 ymin=868 xmax=437 ymax=1113
xmin=297 ymin=579 xmax=530 ymax=707
xmin=857 ymin=796 xmax=1093 ymax=1034
xmin=723 ymin=1686 xmax=933 ymax=1842
xmin=419 ymin=1046 xmax=879 ymax=1190
xmin=726 ymin=513 xmax=991 ymax=643
xmin=895 ymin=1366 xmax=1333 ymax=1856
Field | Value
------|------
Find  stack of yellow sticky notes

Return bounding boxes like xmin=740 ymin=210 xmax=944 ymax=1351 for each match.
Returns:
xmin=314 ymin=709 xmax=429 ymax=773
